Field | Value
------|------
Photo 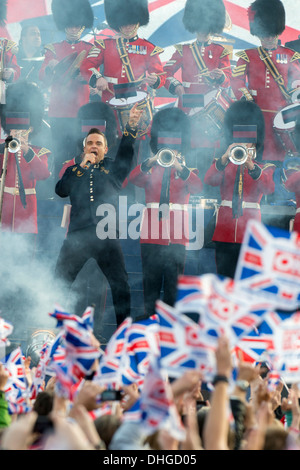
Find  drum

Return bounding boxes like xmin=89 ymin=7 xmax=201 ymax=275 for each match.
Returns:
xmin=109 ymin=91 xmax=153 ymax=137
xmin=190 ymin=89 xmax=233 ymax=143
xmin=273 ymin=103 xmax=300 ymax=155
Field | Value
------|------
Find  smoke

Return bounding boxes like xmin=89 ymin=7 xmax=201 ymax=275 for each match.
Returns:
xmin=0 ymin=229 xmax=81 ymax=345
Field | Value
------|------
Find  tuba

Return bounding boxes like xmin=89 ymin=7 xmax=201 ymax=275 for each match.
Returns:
xmin=229 ymin=145 xmax=256 ymax=165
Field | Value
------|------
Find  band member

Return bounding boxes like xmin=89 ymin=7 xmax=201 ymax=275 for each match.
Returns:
xmin=163 ymin=0 xmax=232 ymax=181
xmin=54 ymin=103 xmax=143 ymax=328
xmin=80 ymin=0 xmax=165 ymax=141
xmin=204 ymin=100 xmax=275 ymax=278
xmin=39 ymin=0 xmax=94 ymax=180
xmin=16 ymin=25 xmax=44 ymax=86
xmin=129 ymin=108 xmax=203 ymax=317
xmin=230 ymin=0 xmax=300 ymax=163
xmin=0 ymin=80 xmax=51 ymax=234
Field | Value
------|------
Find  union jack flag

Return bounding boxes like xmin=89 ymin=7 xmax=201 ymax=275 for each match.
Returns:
xmin=0 ymin=317 xmax=13 ymax=345
xmin=4 ymin=347 xmax=27 ymax=393
xmin=3 ymin=347 xmax=32 ymax=414
xmin=95 ymin=317 xmax=132 ymax=387
xmin=155 ymin=300 xmax=214 ymax=380
xmin=120 ymin=315 xmax=160 ymax=387
xmin=139 ymin=356 xmax=186 ymax=441
xmin=30 ymin=341 xmax=51 ymax=400
xmin=176 ymin=274 xmax=272 ymax=348
xmin=235 ymin=221 xmax=300 ymax=311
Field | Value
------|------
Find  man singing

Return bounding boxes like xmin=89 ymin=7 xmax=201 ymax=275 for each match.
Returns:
xmin=54 ymin=103 xmax=143 ymax=328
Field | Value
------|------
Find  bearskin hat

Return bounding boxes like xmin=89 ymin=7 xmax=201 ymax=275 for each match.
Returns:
xmin=150 ymin=107 xmax=191 ymax=155
xmin=223 ymin=100 xmax=265 ymax=161
xmin=104 ymin=0 xmax=149 ymax=32
xmin=77 ymin=101 xmax=117 ymax=149
xmin=1 ymin=80 xmax=45 ymax=137
xmin=52 ymin=0 xmax=94 ymax=31
xmin=248 ymin=0 xmax=285 ymax=38
xmin=182 ymin=0 xmax=226 ymax=35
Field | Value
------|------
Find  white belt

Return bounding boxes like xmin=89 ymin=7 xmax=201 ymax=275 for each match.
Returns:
xmin=221 ymin=200 xmax=260 ymax=209
xmin=104 ymin=76 xmax=118 ymax=85
xmin=4 ymin=186 xmax=36 ymax=196
xmin=146 ymin=202 xmax=188 ymax=211
xmin=182 ymin=81 xmax=192 ymax=88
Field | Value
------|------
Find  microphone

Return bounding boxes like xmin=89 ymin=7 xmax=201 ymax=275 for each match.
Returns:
xmin=84 ymin=152 xmax=97 ymax=169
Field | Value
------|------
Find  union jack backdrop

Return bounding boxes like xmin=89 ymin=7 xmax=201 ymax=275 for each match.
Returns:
xmin=3 ymin=0 xmax=300 ymax=109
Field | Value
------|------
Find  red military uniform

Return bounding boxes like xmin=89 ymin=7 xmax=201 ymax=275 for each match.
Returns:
xmin=284 ymin=170 xmax=300 ymax=232
xmin=0 ymin=145 xmax=51 ymax=233
xmin=129 ymin=162 xmax=202 ymax=245
xmin=80 ymin=36 xmax=165 ymax=104
xmin=129 ymin=159 xmax=203 ymax=316
xmin=39 ymin=40 xmax=93 ymax=118
xmin=231 ymin=47 xmax=300 ymax=162
xmin=164 ymin=41 xmax=231 ymax=105
xmin=204 ymin=159 xmax=275 ymax=243
xmin=0 ymin=38 xmax=20 ymax=80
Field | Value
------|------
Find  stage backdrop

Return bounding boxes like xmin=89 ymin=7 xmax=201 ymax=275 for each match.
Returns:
xmin=2 ymin=0 xmax=300 ymax=108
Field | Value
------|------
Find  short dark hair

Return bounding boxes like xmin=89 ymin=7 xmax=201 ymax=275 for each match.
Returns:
xmin=85 ymin=128 xmax=107 ymax=147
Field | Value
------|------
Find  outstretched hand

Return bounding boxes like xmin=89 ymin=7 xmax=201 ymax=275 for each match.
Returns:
xmin=127 ymin=102 xmax=144 ymax=128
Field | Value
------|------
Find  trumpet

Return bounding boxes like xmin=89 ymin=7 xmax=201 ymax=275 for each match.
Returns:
xmin=229 ymin=145 xmax=256 ymax=165
xmin=7 ymin=137 xmax=21 ymax=153
xmin=157 ymin=148 xmax=185 ymax=167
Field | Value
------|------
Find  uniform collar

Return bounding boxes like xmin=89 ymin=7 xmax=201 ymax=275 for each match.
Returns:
xmin=123 ymin=35 xmax=139 ymax=43
xmin=196 ymin=39 xmax=211 ymax=47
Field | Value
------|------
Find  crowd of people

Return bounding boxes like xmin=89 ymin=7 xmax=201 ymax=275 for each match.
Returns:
xmin=0 ymin=0 xmax=300 ymax=452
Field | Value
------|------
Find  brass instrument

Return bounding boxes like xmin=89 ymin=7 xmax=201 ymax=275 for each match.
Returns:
xmin=157 ymin=148 xmax=176 ymax=167
xmin=157 ymin=148 xmax=186 ymax=168
xmin=7 ymin=138 xmax=21 ymax=153
xmin=229 ymin=145 xmax=256 ymax=165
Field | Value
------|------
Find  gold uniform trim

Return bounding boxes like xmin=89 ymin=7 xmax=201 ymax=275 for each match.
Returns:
xmin=220 ymin=47 xmax=231 ymax=58
xmin=291 ymin=51 xmax=300 ymax=62
xmin=235 ymin=50 xmax=250 ymax=62
xmin=174 ymin=44 xmax=183 ymax=56
xmin=150 ymin=45 xmax=164 ymax=56
xmin=95 ymin=39 xmax=106 ymax=50
xmin=37 ymin=147 xmax=51 ymax=158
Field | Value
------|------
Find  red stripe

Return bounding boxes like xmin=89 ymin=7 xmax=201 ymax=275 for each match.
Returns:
xmin=7 ymin=0 xmax=47 ymax=23
xmin=149 ymin=0 xmax=176 ymax=13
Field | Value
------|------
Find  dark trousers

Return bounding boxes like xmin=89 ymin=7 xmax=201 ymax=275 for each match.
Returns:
xmin=215 ymin=241 xmax=241 ymax=279
xmin=55 ymin=227 xmax=131 ymax=326
xmin=141 ymin=243 xmax=186 ymax=317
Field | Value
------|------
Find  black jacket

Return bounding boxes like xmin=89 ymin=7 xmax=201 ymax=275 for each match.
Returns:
xmin=55 ymin=125 xmax=137 ymax=233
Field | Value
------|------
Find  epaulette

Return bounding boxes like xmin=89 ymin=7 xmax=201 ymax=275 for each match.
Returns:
xmin=37 ymin=147 xmax=51 ymax=158
xmin=290 ymin=51 xmax=300 ymax=62
xmin=3 ymin=39 xmax=18 ymax=54
xmin=150 ymin=45 xmax=164 ymax=56
xmin=94 ymin=39 xmax=106 ymax=50
xmin=44 ymin=43 xmax=56 ymax=56
xmin=220 ymin=47 xmax=231 ymax=58
xmin=174 ymin=44 xmax=183 ymax=56
xmin=235 ymin=50 xmax=250 ymax=62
